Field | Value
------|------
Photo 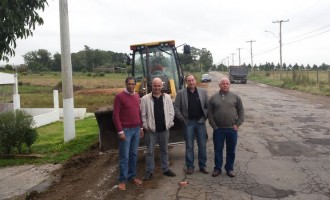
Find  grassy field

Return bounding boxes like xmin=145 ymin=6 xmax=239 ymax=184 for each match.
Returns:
xmin=18 ymin=72 xmax=127 ymax=112
xmin=249 ymin=70 xmax=330 ymax=96
xmin=16 ymin=72 xmax=205 ymax=112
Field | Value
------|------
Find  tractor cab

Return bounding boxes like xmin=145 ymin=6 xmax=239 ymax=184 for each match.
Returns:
xmin=129 ymin=40 xmax=190 ymax=98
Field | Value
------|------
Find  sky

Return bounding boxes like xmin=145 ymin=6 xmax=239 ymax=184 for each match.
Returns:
xmin=1 ymin=0 xmax=330 ymax=67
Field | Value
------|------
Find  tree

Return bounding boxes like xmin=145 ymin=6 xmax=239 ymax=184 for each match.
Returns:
xmin=199 ymin=48 xmax=213 ymax=72
xmin=0 ymin=0 xmax=48 ymax=62
xmin=23 ymin=49 xmax=52 ymax=71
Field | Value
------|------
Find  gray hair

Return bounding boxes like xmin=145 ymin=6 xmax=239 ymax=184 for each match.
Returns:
xmin=219 ymin=77 xmax=230 ymax=84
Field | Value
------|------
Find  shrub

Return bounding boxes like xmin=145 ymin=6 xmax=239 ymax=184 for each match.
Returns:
xmin=0 ymin=110 xmax=38 ymax=154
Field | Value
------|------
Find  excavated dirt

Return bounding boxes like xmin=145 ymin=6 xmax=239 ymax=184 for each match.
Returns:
xmin=16 ymin=143 xmax=166 ymax=200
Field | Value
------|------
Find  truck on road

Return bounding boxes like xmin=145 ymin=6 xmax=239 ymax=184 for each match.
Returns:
xmin=229 ymin=65 xmax=248 ymax=84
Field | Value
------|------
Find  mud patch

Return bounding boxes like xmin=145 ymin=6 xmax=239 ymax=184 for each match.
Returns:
xmin=298 ymin=125 xmax=330 ymax=136
xmin=304 ymin=138 xmax=330 ymax=146
xmin=262 ymin=121 xmax=274 ymax=127
xmin=267 ymin=141 xmax=315 ymax=157
xmin=269 ymin=104 xmax=283 ymax=108
xmin=293 ymin=116 xmax=316 ymax=123
xmin=245 ymin=184 xmax=295 ymax=198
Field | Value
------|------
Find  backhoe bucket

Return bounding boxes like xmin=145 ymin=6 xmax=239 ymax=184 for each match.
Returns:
xmin=95 ymin=107 xmax=185 ymax=152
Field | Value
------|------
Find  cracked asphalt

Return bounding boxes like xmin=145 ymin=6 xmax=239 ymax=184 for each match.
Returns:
xmin=142 ymin=71 xmax=330 ymax=200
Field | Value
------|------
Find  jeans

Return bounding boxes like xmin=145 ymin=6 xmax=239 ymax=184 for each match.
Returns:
xmin=213 ymin=128 xmax=238 ymax=172
xmin=118 ymin=126 xmax=140 ymax=183
xmin=184 ymin=120 xmax=207 ymax=169
xmin=145 ymin=130 xmax=170 ymax=173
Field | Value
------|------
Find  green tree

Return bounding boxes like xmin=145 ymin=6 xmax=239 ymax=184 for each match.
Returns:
xmin=50 ymin=52 xmax=61 ymax=71
xmin=4 ymin=64 xmax=13 ymax=71
xmin=199 ymin=48 xmax=213 ymax=72
xmin=0 ymin=0 xmax=48 ymax=62
xmin=23 ymin=49 xmax=52 ymax=71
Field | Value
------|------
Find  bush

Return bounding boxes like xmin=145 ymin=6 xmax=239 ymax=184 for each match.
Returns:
xmin=0 ymin=110 xmax=38 ymax=154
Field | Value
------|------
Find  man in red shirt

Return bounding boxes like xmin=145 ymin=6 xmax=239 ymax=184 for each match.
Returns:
xmin=113 ymin=77 xmax=144 ymax=191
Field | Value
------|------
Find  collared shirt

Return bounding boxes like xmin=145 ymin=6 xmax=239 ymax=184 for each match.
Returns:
xmin=187 ymin=88 xmax=203 ymax=120
xmin=152 ymin=95 xmax=166 ymax=132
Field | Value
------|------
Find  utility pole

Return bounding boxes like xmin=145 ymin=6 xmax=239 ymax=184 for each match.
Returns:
xmin=246 ymin=40 xmax=256 ymax=72
xmin=59 ymin=0 xmax=76 ymax=142
xmin=273 ymin=19 xmax=289 ymax=79
xmin=227 ymin=56 xmax=230 ymax=68
xmin=231 ymin=53 xmax=235 ymax=66
xmin=237 ymin=48 xmax=242 ymax=66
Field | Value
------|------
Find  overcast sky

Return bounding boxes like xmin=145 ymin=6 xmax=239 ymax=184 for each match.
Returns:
xmin=1 ymin=0 xmax=330 ymax=67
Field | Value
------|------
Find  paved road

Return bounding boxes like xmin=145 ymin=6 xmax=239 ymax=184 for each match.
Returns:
xmin=143 ymin=71 xmax=330 ymax=200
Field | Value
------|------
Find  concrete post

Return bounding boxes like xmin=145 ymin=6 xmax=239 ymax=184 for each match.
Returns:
xmin=59 ymin=0 xmax=76 ymax=142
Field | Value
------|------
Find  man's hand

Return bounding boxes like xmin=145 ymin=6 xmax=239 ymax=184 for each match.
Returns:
xmin=119 ymin=133 xmax=126 ymax=141
xmin=233 ymin=124 xmax=239 ymax=131
xmin=140 ymin=129 xmax=144 ymax=138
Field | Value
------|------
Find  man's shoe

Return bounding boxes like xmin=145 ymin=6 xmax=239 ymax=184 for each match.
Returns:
xmin=226 ymin=171 xmax=235 ymax=178
xmin=199 ymin=168 xmax=209 ymax=174
xmin=163 ymin=169 xmax=176 ymax=177
xmin=212 ymin=170 xmax=221 ymax=177
xmin=143 ymin=172 xmax=153 ymax=181
xmin=186 ymin=168 xmax=194 ymax=175
xmin=131 ymin=178 xmax=143 ymax=185
xmin=118 ymin=182 xmax=126 ymax=191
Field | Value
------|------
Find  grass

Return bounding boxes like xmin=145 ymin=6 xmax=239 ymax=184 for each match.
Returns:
xmin=249 ymin=70 xmax=330 ymax=96
xmin=19 ymin=72 xmax=127 ymax=89
xmin=17 ymin=72 xmax=126 ymax=112
xmin=0 ymin=116 xmax=99 ymax=167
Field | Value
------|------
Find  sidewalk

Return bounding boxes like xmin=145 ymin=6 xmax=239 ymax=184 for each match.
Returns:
xmin=0 ymin=164 xmax=61 ymax=200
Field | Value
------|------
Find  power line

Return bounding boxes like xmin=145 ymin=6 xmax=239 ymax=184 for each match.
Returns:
xmin=285 ymin=29 xmax=330 ymax=46
xmin=286 ymin=23 xmax=330 ymax=44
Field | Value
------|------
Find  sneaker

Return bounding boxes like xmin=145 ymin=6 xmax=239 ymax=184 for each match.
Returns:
xmin=143 ymin=171 xmax=153 ymax=181
xmin=118 ymin=182 xmax=126 ymax=191
xmin=163 ymin=169 xmax=176 ymax=177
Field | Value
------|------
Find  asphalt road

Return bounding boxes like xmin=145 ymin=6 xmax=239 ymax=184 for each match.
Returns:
xmin=143 ymin=71 xmax=330 ymax=200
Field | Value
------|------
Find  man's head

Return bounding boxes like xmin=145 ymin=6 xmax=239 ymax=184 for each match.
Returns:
xmin=185 ymin=74 xmax=197 ymax=90
xmin=152 ymin=77 xmax=163 ymax=95
xmin=125 ymin=76 xmax=136 ymax=93
xmin=219 ymin=77 xmax=230 ymax=93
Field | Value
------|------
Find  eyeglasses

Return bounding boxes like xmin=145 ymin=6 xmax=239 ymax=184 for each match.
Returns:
xmin=126 ymin=83 xmax=136 ymax=86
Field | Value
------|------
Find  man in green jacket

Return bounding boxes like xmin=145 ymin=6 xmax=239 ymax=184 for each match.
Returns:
xmin=208 ymin=77 xmax=244 ymax=178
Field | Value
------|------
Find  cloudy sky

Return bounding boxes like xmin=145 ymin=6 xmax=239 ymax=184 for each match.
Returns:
xmin=2 ymin=0 xmax=330 ymax=67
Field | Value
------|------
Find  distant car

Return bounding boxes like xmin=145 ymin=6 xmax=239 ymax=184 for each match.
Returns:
xmin=201 ymin=74 xmax=211 ymax=82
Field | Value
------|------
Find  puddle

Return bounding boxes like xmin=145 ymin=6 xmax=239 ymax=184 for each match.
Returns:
xmin=245 ymin=184 xmax=295 ymax=198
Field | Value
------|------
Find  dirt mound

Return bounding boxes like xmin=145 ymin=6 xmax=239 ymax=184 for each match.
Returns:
xmin=23 ymin=142 xmax=155 ymax=200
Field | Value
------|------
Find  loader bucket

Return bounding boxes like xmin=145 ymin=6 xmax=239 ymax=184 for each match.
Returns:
xmin=95 ymin=107 xmax=185 ymax=152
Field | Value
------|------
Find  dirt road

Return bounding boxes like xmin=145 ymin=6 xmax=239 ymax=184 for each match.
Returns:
xmin=6 ymin=71 xmax=330 ymax=200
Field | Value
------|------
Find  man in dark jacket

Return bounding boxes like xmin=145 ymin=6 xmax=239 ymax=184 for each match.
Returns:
xmin=174 ymin=74 xmax=209 ymax=175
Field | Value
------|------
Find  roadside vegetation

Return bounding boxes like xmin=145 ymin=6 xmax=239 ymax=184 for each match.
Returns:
xmin=0 ymin=116 xmax=98 ymax=167
xmin=18 ymin=72 xmax=127 ymax=112
xmin=249 ymin=70 xmax=330 ymax=96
